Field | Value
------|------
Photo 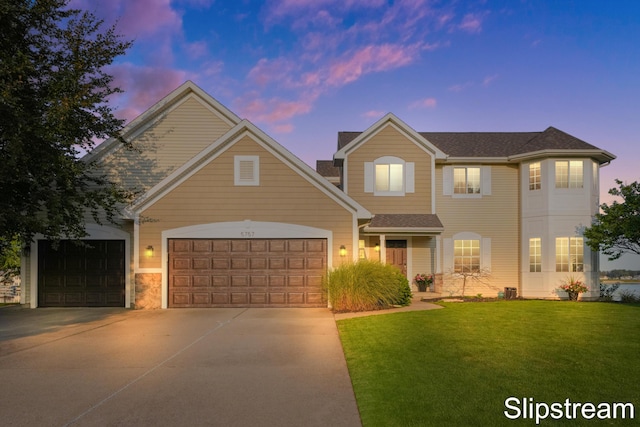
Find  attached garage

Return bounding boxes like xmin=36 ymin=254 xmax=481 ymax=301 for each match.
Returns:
xmin=168 ymin=238 xmax=326 ymax=307
xmin=38 ymin=240 xmax=126 ymax=307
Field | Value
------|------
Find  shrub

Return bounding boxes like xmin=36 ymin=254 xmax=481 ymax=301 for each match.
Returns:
xmin=599 ymin=282 xmax=620 ymax=301
xmin=618 ymin=290 xmax=639 ymax=303
xmin=323 ymin=260 xmax=412 ymax=312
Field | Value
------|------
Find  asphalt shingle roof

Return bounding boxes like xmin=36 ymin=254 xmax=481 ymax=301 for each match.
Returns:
xmin=337 ymin=126 xmax=603 ymax=157
xmin=368 ymin=214 xmax=444 ymax=229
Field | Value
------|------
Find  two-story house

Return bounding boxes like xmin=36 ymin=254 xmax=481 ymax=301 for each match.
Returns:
xmin=321 ymin=113 xmax=615 ymax=300
xmin=20 ymin=82 xmax=614 ymax=308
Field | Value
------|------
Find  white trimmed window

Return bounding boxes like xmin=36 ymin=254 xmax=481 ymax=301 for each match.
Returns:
xmin=364 ymin=156 xmax=414 ymax=196
xmin=555 ymin=160 xmax=583 ymax=188
xmin=234 ymin=155 xmax=259 ymax=186
xmin=454 ymin=239 xmax=480 ymax=273
xmin=444 ymin=232 xmax=491 ymax=275
xmin=529 ymin=238 xmax=541 ymax=272
xmin=529 ymin=162 xmax=541 ymax=191
xmin=454 ymin=167 xmax=480 ymax=194
xmin=555 ymin=237 xmax=583 ymax=272
xmin=443 ymin=166 xmax=491 ymax=197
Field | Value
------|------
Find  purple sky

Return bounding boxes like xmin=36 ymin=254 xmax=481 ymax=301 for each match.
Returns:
xmin=71 ymin=0 xmax=640 ymax=270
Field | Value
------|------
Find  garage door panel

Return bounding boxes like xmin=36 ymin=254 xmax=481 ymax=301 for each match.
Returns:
xmin=38 ymin=239 xmax=126 ymax=307
xmin=307 ymin=257 xmax=325 ymax=269
xmin=231 ymin=293 xmax=249 ymax=304
xmin=231 ymin=258 xmax=249 ymax=269
xmin=193 ymin=276 xmax=211 ymax=287
xmin=168 ymin=238 xmax=326 ymax=307
xmin=173 ymin=276 xmax=191 ymax=287
xmin=250 ymin=240 xmax=268 ymax=252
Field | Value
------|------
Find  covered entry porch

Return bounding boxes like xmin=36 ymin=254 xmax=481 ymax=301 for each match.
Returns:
xmin=359 ymin=214 xmax=444 ymax=293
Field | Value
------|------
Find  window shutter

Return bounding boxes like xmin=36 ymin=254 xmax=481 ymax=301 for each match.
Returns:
xmin=443 ymin=166 xmax=453 ymax=195
xmin=482 ymin=166 xmax=492 ymax=195
xmin=364 ymin=162 xmax=374 ymax=193
xmin=481 ymin=237 xmax=491 ymax=271
xmin=443 ymin=238 xmax=453 ymax=271
xmin=405 ymin=162 xmax=415 ymax=193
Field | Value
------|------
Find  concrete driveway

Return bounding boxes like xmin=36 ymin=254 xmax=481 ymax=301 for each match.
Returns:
xmin=0 ymin=307 xmax=361 ymax=427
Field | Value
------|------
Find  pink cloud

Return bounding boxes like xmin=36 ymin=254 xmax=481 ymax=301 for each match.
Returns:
xmin=108 ymin=64 xmax=190 ymax=122
xmin=362 ymin=110 xmax=386 ymax=119
xmin=327 ymin=43 xmax=418 ymax=86
xmin=458 ymin=13 xmax=486 ymax=33
xmin=273 ymin=123 xmax=295 ymax=133
xmin=248 ymin=58 xmax=297 ymax=87
xmin=70 ymin=0 xmax=182 ymax=39
xmin=234 ymin=93 xmax=317 ymax=124
xmin=449 ymin=81 xmax=474 ymax=92
xmin=409 ymin=98 xmax=437 ymax=109
xmin=483 ymin=74 xmax=499 ymax=86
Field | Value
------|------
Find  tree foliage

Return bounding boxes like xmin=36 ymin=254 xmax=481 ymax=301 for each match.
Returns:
xmin=0 ymin=0 xmax=133 ymax=255
xmin=584 ymin=180 xmax=640 ymax=260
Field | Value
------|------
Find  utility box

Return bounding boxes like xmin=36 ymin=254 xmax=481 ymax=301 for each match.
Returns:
xmin=504 ymin=287 xmax=517 ymax=300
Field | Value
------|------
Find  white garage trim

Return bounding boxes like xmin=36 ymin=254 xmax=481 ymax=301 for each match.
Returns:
xmin=160 ymin=221 xmax=333 ymax=308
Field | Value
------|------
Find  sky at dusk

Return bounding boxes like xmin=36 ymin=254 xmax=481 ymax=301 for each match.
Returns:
xmin=70 ymin=0 xmax=640 ymax=270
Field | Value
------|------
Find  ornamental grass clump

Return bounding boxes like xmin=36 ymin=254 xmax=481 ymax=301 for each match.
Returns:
xmin=324 ymin=260 xmax=412 ymax=312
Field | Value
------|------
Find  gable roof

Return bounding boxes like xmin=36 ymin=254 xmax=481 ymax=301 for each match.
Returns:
xmin=127 ymin=119 xmax=371 ymax=219
xmin=83 ymin=81 xmax=241 ymax=163
xmin=337 ymin=125 xmax=615 ymax=164
xmin=333 ymin=113 xmax=447 ymax=165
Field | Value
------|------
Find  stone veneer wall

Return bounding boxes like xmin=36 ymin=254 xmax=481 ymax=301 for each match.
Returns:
xmin=135 ymin=273 xmax=162 ymax=309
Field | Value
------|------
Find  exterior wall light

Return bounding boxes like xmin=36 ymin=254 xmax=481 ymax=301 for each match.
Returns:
xmin=145 ymin=245 xmax=154 ymax=258
xmin=339 ymin=245 xmax=347 ymax=257
xmin=374 ymin=243 xmax=380 ymax=252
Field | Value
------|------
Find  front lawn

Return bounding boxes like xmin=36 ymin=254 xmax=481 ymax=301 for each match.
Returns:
xmin=337 ymin=300 xmax=640 ymax=426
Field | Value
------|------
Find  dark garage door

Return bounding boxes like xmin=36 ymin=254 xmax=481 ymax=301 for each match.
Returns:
xmin=38 ymin=240 xmax=126 ymax=307
xmin=168 ymin=238 xmax=326 ymax=307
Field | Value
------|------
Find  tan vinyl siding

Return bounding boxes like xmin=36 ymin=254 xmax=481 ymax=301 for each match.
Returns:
xmin=436 ymin=163 xmax=520 ymax=291
xmin=139 ymin=136 xmax=355 ymax=268
xmin=346 ymin=125 xmax=432 ymax=213
xmin=412 ymin=236 xmax=435 ymax=276
xmin=101 ymin=96 xmax=234 ymax=193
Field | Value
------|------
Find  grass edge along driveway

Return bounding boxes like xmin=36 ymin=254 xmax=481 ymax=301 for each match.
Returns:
xmin=337 ymin=300 xmax=640 ymax=426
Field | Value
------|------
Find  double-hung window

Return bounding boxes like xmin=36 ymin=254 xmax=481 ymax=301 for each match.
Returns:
xmin=555 ymin=237 xmax=584 ymax=272
xmin=454 ymin=167 xmax=481 ymax=194
xmin=555 ymin=160 xmax=583 ymax=188
xmin=529 ymin=162 xmax=541 ymax=191
xmin=529 ymin=238 xmax=541 ymax=272
xmin=375 ymin=163 xmax=403 ymax=192
xmin=364 ymin=156 xmax=414 ymax=196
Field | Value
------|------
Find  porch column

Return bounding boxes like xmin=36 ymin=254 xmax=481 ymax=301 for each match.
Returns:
xmin=379 ymin=234 xmax=386 ymax=264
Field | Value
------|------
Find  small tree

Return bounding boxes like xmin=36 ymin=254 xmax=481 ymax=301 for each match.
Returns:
xmin=444 ymin=267 xmax=493 ymax=298
xmin=0 ymin=0 xmax=133 ymax=258
xmin=584 ymin=180 xmax=640 ymax=260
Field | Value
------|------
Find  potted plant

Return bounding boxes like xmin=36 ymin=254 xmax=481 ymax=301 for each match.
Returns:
xmin=558 ymin=276 xmax=588 ymax=301
xmin=414 ymin=273 xmax=433 ymax=292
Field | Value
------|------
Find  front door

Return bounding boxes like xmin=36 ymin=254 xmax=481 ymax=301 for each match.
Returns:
xmin=386 ymin=240 xmax=407 ymax=276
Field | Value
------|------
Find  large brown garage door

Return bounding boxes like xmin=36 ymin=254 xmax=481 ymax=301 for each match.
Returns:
xmin=38 ymin=240 xmax=126 ymax=307
xmin=168 ymin=238 xmax=326 ymax=307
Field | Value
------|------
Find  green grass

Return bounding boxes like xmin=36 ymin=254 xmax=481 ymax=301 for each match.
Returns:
xmin=337 ymin=300 xmax=640 ymax=426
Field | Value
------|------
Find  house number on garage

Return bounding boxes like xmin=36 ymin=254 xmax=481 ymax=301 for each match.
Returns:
xmin=241 ymin=231 xmax=255 ymax=238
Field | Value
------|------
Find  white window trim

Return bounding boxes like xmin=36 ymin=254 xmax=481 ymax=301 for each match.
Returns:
xmin=364 ymin=156 xmax=414 ymax=196
xmin=443 ymin=165 xmax=491 ymax=198
xmin=443 ymin=232 xmax=491 ymax=274
xmin=234 ymin=155 xmax=259 ymax=186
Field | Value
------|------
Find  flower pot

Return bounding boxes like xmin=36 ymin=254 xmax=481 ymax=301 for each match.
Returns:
xmin=567 ymin=291 xmax=579 ymax=301
xmin=418 ymin=283 xmax=427 ymax=292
